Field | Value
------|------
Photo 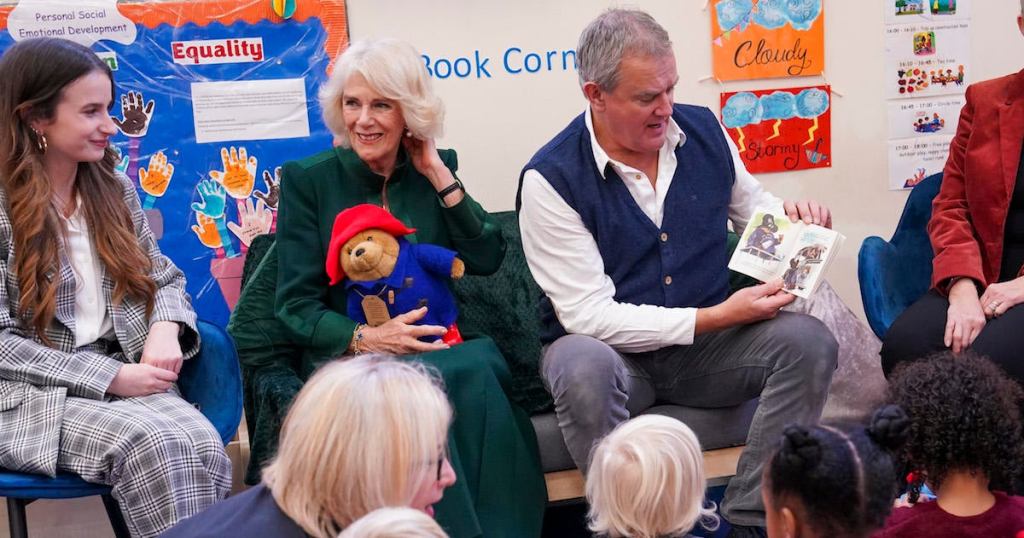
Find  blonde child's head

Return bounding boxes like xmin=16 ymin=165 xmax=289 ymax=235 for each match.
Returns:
xmin=338 ymin=507 xmax=448 ymax=538
xmin=586 ymin=415 xmax=718 ymax=538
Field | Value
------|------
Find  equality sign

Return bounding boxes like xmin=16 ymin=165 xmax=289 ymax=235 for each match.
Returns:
xmin=710 ymin=0 xmax=824 ymax=81
xmin=720 ymin=85 xmax=831 ymax=173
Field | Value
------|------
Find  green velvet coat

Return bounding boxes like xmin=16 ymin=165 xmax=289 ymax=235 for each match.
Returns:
xmin=229 ymin=146 xmax=546 ymax=538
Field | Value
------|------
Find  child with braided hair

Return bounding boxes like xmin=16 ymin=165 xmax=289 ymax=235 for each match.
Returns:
xmin=763 ymin=405 xmax=910 ymax=538
xmin=876 ymin=351 xmax=1024 ymax=537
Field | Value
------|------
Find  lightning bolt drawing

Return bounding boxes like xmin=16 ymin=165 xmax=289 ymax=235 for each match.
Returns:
xmin=736 ymin=127 xmax=746 ymax=152
xmin=766 ymin=119 xmax=782 ymax=141
xmin=804 ymin=117 xmax=819 ymax=146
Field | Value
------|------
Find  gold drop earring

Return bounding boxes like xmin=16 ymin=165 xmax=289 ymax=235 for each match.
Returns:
xmin=32 ymin=129 xmax=47 ymax=153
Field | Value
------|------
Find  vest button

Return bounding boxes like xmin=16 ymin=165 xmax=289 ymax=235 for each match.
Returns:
xmin=660 ymin=232 xmax=669 ymax=242
xmin=664 ymin=275 xmax=673 ymax=285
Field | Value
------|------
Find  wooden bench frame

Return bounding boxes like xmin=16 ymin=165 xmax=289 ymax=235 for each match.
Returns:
xmin=544 ymin=445 xmax=744 ymax=502
xmin=233 ymin=417 xmax=743 ymax=503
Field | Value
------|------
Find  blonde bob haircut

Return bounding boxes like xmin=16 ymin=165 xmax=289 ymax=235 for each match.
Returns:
xmin=338 ymin=507 xmax=448 ymax=538
xmin=320 ymin=38 xmax=444 ymax=147
xmin=586 ymin=415 xmax=719 ymax=538
xmin=262 ymin=355 xmax=452 ymax=538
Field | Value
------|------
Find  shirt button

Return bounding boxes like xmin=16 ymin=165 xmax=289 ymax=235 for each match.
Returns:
xmin=664 ymin=276 xmax=673 ymax=285
xmin=634 ymin=174 xmax=642 ymax=180
xmin=660 ymin=232 xmax=669 ymax=242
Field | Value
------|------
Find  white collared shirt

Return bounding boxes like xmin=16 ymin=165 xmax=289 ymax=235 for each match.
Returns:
xmin=519 ymin=106 xmax=781 ymax=352
xmin=62 ymin=197 xmax=113 ymax=347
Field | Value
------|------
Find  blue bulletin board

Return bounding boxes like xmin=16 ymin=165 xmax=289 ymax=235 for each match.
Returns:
xmin=0 ymin=0 xmax=349 ymax=326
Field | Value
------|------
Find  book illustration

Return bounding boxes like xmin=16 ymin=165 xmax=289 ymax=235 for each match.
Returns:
xmin=741 ymin=213 xmax=787 ymax=262
xmin=780 ymin=230 xmax=831 ymax=293
xmin=730 ymin=206 xmax=844 ymax=298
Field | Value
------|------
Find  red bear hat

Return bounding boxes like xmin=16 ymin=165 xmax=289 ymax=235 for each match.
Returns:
xmin=325 ymin=204 xmax=416 ymax=285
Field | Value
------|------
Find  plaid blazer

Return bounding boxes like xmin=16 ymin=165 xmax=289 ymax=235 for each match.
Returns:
xmin=0 ymin=174 xmax=199 ymax=476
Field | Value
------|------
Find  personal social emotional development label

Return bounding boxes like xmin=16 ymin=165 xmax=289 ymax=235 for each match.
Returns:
xmin=7 ymin=0 xmax=136 ymax=46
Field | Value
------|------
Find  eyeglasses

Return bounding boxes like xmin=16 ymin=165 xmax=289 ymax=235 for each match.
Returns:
xmin=435 ymin=444 xmax=450 ymax=481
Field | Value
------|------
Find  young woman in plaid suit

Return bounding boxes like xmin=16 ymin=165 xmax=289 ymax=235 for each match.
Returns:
xmin=0 ymin=38 xmax=231 ymax=537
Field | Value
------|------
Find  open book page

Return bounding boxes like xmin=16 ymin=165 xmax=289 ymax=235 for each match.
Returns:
xmin=730 ymin=207 xmax=799 ymax=282
xmin=729 ymin=206 xmax=845 ymax=298
xmin=777 ymin=226 xmax=844 ymax=298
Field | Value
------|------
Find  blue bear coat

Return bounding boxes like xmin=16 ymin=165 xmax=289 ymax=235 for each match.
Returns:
xmin=343 ymin=238 xmax=459 ymax=336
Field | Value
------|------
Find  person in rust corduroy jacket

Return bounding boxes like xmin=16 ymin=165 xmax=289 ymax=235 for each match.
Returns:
xmin=881 ymin=11 xmax=1024 ymax=387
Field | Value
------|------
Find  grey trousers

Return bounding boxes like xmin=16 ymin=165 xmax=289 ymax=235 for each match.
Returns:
xmin=56 ymin=390 xmax=232 ymax=538
xmin=541 ymin=311 xmax=838 ymax=527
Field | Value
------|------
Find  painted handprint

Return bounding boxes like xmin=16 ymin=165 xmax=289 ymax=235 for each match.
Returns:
xmin=139 ymin=151 xmax=175 ymax=209
xmin=253 ymin=166 xmax=281 ymax=209
xmin=191 ymin=180 xmax=237 ymax=257
xmin=227 ymin=198 xmax=274 ymax=247
xmin=112 ymin=146 xmax=130 ymax=176
xmin=191 ymin=179 xmax=227 ymax=220
xmin=191 ymin=213 xmax=223 ymax=249
xmin=112 ymin=91 xmax=155 ymax=137
xmin=209 ymin=146 xmax=258 ymax=199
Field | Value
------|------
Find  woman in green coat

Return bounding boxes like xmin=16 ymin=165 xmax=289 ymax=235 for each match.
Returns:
xmin=271 ymin=38 xmax=545 ymax=537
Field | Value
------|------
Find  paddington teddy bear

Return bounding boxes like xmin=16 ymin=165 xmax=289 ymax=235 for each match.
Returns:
xmin=325 ymin=204 xmax=464 ymax=345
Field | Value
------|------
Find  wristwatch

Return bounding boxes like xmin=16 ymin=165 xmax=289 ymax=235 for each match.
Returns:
xmin=436 ymin=178 xmax=464 ymax=203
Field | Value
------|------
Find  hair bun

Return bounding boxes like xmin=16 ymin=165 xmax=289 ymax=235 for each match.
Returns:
xmin=867 ymin=404 xmax=910 ymax=451
xmin=779 ymin=424 xmax=822 ymax=471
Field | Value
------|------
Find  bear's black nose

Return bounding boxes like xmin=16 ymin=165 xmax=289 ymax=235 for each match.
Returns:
xmin=354 ymin=248 xmax=365 ymax=257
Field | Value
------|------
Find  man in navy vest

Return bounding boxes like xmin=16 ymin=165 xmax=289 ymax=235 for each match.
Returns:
xmin=517 ymin=9 xmax=838 ymax=537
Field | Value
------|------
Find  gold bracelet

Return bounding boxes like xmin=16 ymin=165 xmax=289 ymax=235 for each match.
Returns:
xmin=351 ymin=324 xmax=365 ymax=355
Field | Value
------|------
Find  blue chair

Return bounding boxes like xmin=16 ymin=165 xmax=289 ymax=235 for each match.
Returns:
xmin=858 ymin=172 xmax=943 ymax=339
xmin=0 ymin=320 xmax=243 ymax=538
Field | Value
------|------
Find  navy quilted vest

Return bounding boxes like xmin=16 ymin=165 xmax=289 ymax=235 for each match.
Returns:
xmin=517 ymin=105 xmax=736 ymax=344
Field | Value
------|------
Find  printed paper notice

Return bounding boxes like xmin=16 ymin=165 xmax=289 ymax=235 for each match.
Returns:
xmin=888 ymin=136 xmax=952 ymax=190
xmin=886 ymin=96 xmax=964 ymax=140
xmin=885 ymin=0 xmax=970 ymax=24
xmin=885 ymin=21 xmax=969 ymax=99
xmin=191 ymin=78 xmax=310 ymax=144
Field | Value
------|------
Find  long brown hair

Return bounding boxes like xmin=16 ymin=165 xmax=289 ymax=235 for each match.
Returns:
xmin=0 ymin=38 xmax=155 ymax=345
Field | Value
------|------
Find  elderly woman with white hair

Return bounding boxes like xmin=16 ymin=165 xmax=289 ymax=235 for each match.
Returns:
xmin=226 ymin=38 xmax=545 ymax=537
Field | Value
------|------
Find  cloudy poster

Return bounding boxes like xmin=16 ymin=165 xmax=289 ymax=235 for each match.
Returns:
xmin=710 ymin=0 xmax=824 ymax=81
xmin=720 ymin=85 xmax=831 ymax=173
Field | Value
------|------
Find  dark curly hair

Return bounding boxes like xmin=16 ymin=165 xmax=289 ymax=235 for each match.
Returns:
xmin=766 ymin=405 xmax=910 ymax=538
xmin=887 ymin=351 xmax=1024 ymax=498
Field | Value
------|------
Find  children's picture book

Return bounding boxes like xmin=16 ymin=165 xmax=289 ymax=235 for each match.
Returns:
xmin=729 ymin=206 xmax=845 ymax=298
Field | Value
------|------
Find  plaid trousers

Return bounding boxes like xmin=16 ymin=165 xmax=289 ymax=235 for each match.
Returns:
xmin=56 ymin=390 xmax=231 ymax=538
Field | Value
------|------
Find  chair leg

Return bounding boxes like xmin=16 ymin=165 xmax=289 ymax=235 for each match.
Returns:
xmin=100 ymin=494 xmax=131 ymax=538
xmin=7 ymin=497 xmax=29 ymax=538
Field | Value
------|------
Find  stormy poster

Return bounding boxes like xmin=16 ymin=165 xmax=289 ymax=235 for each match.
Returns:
xmin=720 ymin=85 xmax=832 ymax=174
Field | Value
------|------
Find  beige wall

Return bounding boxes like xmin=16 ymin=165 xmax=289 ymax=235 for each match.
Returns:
xmin=348 ymin=0 xmax=1024 ymax=320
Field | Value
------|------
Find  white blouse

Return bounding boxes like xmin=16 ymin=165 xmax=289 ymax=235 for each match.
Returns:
xmin=61 ymin=197 xmax=113 ymax=348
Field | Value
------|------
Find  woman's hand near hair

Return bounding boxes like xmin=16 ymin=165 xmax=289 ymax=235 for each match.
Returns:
xmin=945 ymin=278 xmax=986 ymax=353
xmin=107 ymin=364 xmax=178 ymax=397
xmin=140 ymin=321 xmax=184 ymax=374
xmin=358 ymin=307 xmax=449 ymax=355
xmin=403 ymin=134 xmax=464 ymax=207
xmin=979 ymin=276 xmax=1024 ymax=318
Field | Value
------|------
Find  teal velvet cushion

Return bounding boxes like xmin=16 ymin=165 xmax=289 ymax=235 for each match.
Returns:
xmin=451 ymin=212 xmax=552 ymax=414
xmin=229 ymin=235 xmax=304 ymax=484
